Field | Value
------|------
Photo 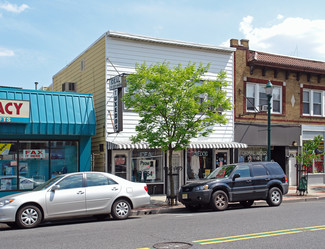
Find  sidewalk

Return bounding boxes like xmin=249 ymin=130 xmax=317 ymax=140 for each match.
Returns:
xmin=131 ymin=185 xmax=325 ymax=216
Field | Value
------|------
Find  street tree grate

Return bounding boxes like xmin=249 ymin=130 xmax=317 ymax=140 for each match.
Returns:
xmin=153 ymin=242 xmax=192 ymax=249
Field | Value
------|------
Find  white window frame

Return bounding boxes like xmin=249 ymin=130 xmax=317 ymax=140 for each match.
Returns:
xmin=246 ymin=82 xmax=282 ymax=114
xmin=302 ymin=89 xmax=324 ymax=117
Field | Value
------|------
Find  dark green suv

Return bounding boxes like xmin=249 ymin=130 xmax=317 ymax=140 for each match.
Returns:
xmin=178 ymin=162 xmax=288 ymax=211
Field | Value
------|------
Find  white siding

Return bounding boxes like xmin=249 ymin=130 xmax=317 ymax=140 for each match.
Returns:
xmin=105 ymin=35 xmax=235 ymax=144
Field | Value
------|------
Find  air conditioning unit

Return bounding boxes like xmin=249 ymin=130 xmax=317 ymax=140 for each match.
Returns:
xmin=260 ymin=105 xmax=268 ymax=112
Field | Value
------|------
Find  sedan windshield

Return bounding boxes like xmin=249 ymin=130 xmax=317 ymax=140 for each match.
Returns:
xmin=33 ymin=175 xmax=65 ymax=191
xmin=206 ymin=164 xmax=236 ymax=179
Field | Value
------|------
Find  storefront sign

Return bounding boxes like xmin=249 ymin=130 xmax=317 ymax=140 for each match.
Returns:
xmin=0 ymin=99 xmax=30 ymax=123
xmin=23 ymin=149 xmax=46 ymax=159
xmin=0 ymin=143 xmax=11 ymax=155
xmin=139 ymin=160 xmax=156 ymax=180
xmin=109 ymin=74 xmax=127 ymax=90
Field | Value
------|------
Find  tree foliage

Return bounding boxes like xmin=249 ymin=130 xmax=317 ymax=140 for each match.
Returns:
xmin=296 ymin=135 xmax=324 ymax=172
xmin=123 ymin=61 xmax=232 ymax=204
xmin=123 ymin=61 xmax=232 ymax=151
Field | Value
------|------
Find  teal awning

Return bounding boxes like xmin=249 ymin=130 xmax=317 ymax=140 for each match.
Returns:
xmin=0 ymin=87 xmax=96 ymax=136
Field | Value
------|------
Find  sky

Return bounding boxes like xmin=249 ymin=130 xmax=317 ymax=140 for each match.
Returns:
xmin=1 ymin=0 xmax=325 ymax=90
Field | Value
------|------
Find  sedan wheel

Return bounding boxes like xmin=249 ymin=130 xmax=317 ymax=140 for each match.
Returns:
xmin=210 ymin=190 xmax=228 ymax=211
xmin=111 ymin=199 xmax=131 ymax=220
xmin=267 ymin=187 xmax=283 ymax=206
xmin=16 ymin=205 xmax=42 ymax=229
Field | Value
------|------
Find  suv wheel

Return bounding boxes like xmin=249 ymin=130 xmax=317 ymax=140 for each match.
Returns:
xmin=210 ymin=190 xmax=228 ymax=211
xmin=267 ymin=187 xmax=282 ymax=206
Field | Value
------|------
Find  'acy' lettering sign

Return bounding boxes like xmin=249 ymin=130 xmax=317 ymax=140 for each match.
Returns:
xmin=0 ymin=99 xmax=30 ymax=123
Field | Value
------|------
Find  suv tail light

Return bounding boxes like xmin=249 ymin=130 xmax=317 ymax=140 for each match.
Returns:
xmin=144 ymin=186 xmax=148 ymax=192
xmin=285 ymin=175 xmax=288 ymax=183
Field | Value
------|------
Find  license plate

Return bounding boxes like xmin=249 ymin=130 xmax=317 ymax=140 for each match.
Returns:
xmin=182 ymin=194 xmax=188 ymax=199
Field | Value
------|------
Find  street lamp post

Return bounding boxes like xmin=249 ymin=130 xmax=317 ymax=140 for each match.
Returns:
xmin=265 ymin=81 xmax=273 ymax=161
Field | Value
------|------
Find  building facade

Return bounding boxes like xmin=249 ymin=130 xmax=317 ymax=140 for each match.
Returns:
xmin=52 ymin=31 xmax=247 ymax=194
xmin=231 ymin=39 xmax=325 ymax=185
xmin=0 ymin=87 xmax=96 ymax=197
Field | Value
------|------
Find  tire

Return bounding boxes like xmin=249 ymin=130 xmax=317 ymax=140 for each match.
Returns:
xmin=16 ymin=205 xmax=42 ymax=229
xmin=111 ymin=199 xmax=131 ymax=220
xmin=267 ymin=187 xmax=283 ymax=206
xmin=210 ymin=190 xmax=228 ymax=211
xmin=240 ymin=200 xmax=254 ymax=208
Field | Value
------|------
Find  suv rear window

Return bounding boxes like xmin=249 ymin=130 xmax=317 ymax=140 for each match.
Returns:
xmin=265 ymin=163 xmax=284 ymax=175
xmin=252 ymin=164 xmax=268 ymax=176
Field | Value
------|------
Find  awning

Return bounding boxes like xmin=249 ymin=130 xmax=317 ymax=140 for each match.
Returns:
xmin=107 ymin=141 xmax=247 ymax=150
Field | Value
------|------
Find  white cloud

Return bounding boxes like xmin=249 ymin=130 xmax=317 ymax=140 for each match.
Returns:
xmin=277 ymin=14 xmax=284 ymax=20
xmin=0 ymin=48 xmax=14 ymax=56
xmin=0 ymin=2 xmax=29 ymax=13
xmin=238 ymin=15 xmax=325 ymax=60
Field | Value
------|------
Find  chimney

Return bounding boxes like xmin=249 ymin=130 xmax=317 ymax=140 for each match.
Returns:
xmin=34 ymin=82 xmax=38 ymax=90
xmin=230 ymin=39 xmax=239 ymax=47
xmin=240 ymin=39 xmax=249 ymax=48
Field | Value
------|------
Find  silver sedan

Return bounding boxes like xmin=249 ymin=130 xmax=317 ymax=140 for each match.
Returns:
xmin=0 ymin=172 xmax=150 ymax=228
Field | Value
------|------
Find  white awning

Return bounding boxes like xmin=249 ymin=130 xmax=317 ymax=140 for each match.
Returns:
xmin=107 ymin=141 xmax=247 ymax=150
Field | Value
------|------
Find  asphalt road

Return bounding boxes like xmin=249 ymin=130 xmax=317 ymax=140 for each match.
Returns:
xmin=1 ymin=200 xmax=325 ymax=249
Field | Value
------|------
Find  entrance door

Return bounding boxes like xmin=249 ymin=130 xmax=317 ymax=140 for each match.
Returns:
xmin=112 ymin=151 xmax=130 ymax=180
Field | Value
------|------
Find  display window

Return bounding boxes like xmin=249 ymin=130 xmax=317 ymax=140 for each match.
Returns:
xmin=187 ymin=149 xmax=212 ymax=179
xmin=131 ymin=149 xmax=163 ymax=183
xmin=238 ymin=147 xmax=267 ymax=163
xmin=0 ymin=140 xmax=79 ymax=192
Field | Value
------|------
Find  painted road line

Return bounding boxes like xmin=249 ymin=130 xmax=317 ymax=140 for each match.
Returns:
xmin=193 ymin=225 xmax=325 ymax=245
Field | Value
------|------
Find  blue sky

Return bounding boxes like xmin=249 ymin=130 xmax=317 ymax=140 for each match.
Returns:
xmin=1 ymin=0 xmax=325 ymax=90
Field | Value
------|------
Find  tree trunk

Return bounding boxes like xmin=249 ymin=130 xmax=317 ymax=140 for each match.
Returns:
xmin=168 ymin=149 xmax=176 ymax=206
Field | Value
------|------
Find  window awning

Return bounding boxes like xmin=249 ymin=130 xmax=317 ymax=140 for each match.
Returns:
xmin=107 ymin=141 xmax=247 ymax=150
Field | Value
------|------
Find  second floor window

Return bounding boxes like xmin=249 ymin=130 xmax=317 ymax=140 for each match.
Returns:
xmin=246 ymin=83 xmax=282 ymax=113
xmin=303 ymin=90 xmax=323 ymax=116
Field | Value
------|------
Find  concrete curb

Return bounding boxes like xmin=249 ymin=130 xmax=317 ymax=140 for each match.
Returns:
xmin=131 ymin=195 xmax=325 ymax=216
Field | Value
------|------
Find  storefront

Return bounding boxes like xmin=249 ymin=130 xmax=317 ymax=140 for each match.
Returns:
xmin=108 ymin=141 xmax=247 ymax=194
xmin=301 ymin=125 xmax=325 ymax=184
xmin=0 ymin=87 xmax=96 ymax=197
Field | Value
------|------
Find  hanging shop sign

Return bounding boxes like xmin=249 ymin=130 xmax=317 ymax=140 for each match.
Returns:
xmin=0 ymin=99 xmax=30 ymax=123
xmin=109 ymin=74 xmax=127 ymax=90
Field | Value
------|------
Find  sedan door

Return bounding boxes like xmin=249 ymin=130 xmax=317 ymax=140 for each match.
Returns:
xmin=85 ymin=173 xmax=121 ymax=214
xmin=45 ymin=174 xmax=86 ymax=218
xmin=230 ymin=165 xmax=254 ymax=201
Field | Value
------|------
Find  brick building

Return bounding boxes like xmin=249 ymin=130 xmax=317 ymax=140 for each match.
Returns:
xmin=231 ymin=39 xmax=325 ymax=185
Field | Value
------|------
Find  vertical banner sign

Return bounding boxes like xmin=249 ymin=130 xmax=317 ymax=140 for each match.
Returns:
xmin=0 ymin=99 xmax=30 ymax=123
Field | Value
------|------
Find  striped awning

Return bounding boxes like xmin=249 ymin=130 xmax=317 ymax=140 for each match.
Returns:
xmin=107 ymin=141 xmax=247 ymax=150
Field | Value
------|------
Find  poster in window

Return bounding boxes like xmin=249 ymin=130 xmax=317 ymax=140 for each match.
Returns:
xmin=1 ymin=178 xmax=12 ymax=190
xmin=139 ymin=160 xmax=156 ymax=180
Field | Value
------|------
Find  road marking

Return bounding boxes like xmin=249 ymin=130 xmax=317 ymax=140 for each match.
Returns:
xmin=193 ymin=225 xmax=325 ymax=245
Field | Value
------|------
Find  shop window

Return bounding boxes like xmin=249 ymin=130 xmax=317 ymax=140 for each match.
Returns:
xmin=131 ymin=149 xmax=163 ymax=183
xmin=187 ymin=149 xmax=212 ymax=180
xmin=19 ymin=141 xmax=50 ymax=190
xmin=50 ymin=141 xmax=78 ymax=177
xmin=0 ymin=140 xmax=79 ymax=192
xmin=0 ymin=141 xmax=18 ymax=191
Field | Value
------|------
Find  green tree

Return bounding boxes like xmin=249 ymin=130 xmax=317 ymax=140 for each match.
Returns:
xmin=296 ymin=135 xmax=324 ymax=173
xmin=123 ymin=61 xmax=232 ymax=205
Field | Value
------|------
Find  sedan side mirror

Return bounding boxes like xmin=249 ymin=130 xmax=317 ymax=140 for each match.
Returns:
xmin=51 ymin=185 xmax=60 ymax=192
xmin=232 ymin=173 xmax=240 ymax=181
